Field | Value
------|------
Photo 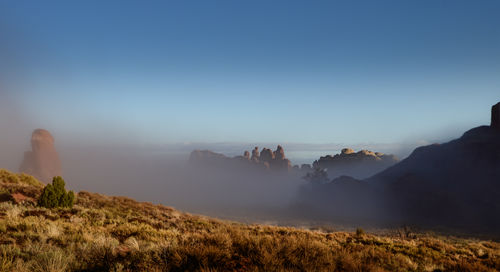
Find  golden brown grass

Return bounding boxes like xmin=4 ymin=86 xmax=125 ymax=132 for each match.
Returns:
xmin=0 ymin=169 xmax=499 ymax=271
xmin=0 ymin=169 xmax=43 ymax=187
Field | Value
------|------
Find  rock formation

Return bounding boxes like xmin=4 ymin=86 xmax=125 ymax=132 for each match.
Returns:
xmin=19 ymin=129 xmax=62 ymax=183
xmin=312 ymin=148 xmax=398 ymax=179
xmin=243 ymin=151 xmax=250 ymax=160
xmin=274 ymin=145 xmax=286 ymax=160
xmin=189 ymin=145 xmax=292 ymax=171
xmin=492 ymin=102 xmax=500 ymax=129
xmin=251 ymin=147 xmax=260 ymax=162
xmin=259 ymin=148 xmax=274 ymax=163
xmin=270 ymin=145 xmax=292 ymax=170
xmin=296 ymin=102 xmax=500 ymax=234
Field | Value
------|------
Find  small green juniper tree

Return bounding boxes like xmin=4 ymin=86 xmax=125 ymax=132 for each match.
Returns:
xmin=38 ymin=176 xmax=75 ymax=208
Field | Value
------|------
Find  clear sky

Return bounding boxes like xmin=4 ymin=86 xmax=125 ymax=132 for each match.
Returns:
xmin=1 ymin=0 xmax=499 ymax=149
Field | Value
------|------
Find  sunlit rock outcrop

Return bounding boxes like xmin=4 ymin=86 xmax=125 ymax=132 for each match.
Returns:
xmin=312 ymin=148 xmax=398 ymax=179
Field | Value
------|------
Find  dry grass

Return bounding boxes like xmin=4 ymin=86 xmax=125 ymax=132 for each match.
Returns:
xmin=0 ymin=169 xmax=499 ymax=271
xmin=0 ymin=169 xmax=43 ymax=187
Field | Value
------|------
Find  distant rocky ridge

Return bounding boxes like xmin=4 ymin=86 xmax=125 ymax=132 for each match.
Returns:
xmin=313 ymin=148 xmax=398 ymax=179
xmin=189 ymin=145 xmax=292 ymax=171
xmin=19 ymin=129 xmax=62 ymax=183
xmin=190 ymin=145 xmax=398 ymax=178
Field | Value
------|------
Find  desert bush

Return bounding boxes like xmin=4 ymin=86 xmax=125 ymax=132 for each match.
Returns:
xmin=38 ymin=177 xmax=75 ymax=208
xmin=356 ymin=227 xmax=365 ymax=236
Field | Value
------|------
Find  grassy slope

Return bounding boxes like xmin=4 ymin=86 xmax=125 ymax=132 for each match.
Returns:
xmin=0 ymin=169 xmax=499 ymax=272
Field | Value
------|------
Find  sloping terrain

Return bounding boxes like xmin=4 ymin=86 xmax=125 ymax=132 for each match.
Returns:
xmin=294 ymin=110 xmax=500 ymax=235
xmin=0 ymin=169 xmax=499 ymax=271
xmin=368 ymin=125 xmax=500 ymax=232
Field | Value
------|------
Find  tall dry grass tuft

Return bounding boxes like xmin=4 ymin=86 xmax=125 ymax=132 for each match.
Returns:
xmin=30 ymin=249 xmax=73 ymax=272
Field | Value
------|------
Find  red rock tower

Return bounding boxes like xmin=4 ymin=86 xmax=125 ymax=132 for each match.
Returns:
xmin=19 ymin=129 xmax=62 ymax=183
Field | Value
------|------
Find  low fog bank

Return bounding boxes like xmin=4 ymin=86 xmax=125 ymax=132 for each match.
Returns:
xmin=4 ymin=102 xmax=492 ymax=233
xmin=0 ymin=128 xmax=399 ymax=225
xmin=4 ymin=124 xmax=500 ymax=237
xmin=56 ymin=144 xmax=305 ymax=220
xmin=0 ymin=124 xmax=455 ymax=229
xmin=0 ymin=92 xmax=307 ymax=217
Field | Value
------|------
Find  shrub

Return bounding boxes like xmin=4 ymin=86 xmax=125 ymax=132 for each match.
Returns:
xmin=356 ymin=228 xmax=365 ymax=236
xmin=38 ymin=177 xmax=75 ymax=208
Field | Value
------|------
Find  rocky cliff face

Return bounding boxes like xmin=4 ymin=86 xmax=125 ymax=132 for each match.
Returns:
xmin=312 ymin=148 xmax=398 ymax=179
xmin=19 ymin=129 xmax=62 ymax=183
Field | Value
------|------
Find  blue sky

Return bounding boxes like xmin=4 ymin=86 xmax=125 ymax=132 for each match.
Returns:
xmin=1 ymin=0 xmax=499 ymax=151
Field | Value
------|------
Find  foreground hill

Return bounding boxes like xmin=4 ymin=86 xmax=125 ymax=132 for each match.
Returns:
xmin=0 ymin=169 xmax=499 ymax=271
